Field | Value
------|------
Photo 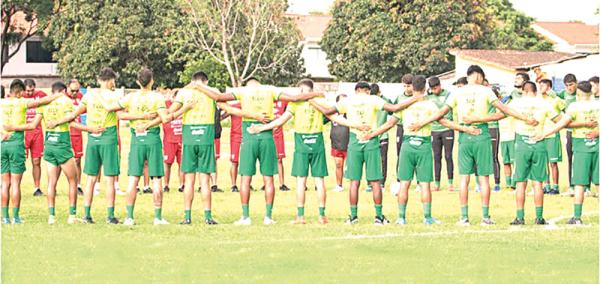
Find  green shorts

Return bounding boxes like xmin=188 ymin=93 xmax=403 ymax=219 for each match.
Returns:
xmin=238 ymin=137 xmax=277 ymax=176
xmin=513 ymin=135 xmax=548 ymax=182
xmin=397 ymin=136 xmax=433 ymax=183
xmin=291 ymin=133 xmax=328 ymax=177
xmin=345 ymin=134 xmax=382 ymax=181
xmin=128 ymin=143 xmax=165 ymax=177
xmin=83 ymin=143 xmax=120 ymax=176
xmin=43 ymin=131 xmax=74 ymax=166
xmin=181 ymin=144 xmax=216 ymax=174
xmin=500 ymin=140 xmax=515 ymax=165
xmin=1 ymin=141 xmax=26 ymax=174
xmin=458 ymin=139 xmax=493 ymax=176
xmin=572 ymin=151 xmax=599 ymax=186
xmin=545 ymin=134 xmax=562 ymax=163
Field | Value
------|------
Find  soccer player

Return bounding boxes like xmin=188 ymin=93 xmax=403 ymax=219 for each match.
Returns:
xmin=66 ymin=79 xmax=85 ymax=196
xmin=535 ymin=81 xmax=598 ymax=225
xmin=427 ymin=76 xmax=455 ymax=191
xmin=22 ymin=79 xmax=47 ymax=196
xmin=510 ymin=72 xmax=529 ymax=99
xmin=193 ymin=77 xmax=323 ymax=225
xmin=310 ymin=82 xmax=425 ymax=225
xmin=372 ymin=84 xmax=393 ymax=189
xmin=539 ymin=79 xmax=565 ymax=195
xmin=248 ymin=79 xmax=333 ymax=224
xmin=487 ymin=87 xmax=502 ymax=192
xmin=410 ymin=65 xmax=536 ymax=226
xmin=498 ymin=89 xmax=517 ymax=191
xmin=273 ymin=99 xmax=290 ymax=192
xmin=1 ymin=79 xmax=63 ymax=224
xmin=163 ymin=89 xmax=184 ymax=193
xmin=556 ymin=74 xmax=578 ymax=195
xmin=330 ymin=94 xmax=350 ymax=193
xmin=362 ymin=76 xmax=479 ymax=225
xmin=391 ymin=74 xmax=414 ymax=174
xmin=454 ymin=77 xmax=468 ymax=88
xmin=65 ymin=68 xmax=123 ymax=224
xmin=228 ymin=101 xmax=243 ymax=193
xmin=210 ymin=106 xmax=225 ymax=193
xmin=590 ymin=76 xmax=599 ymax=99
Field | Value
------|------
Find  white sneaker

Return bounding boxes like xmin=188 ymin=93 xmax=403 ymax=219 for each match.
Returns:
xmin=263 ymin=216 xmax=276 ymax=225
xmin=415 ymin=184 xmax=422 ymax=192
xmin=123 ymin=218 xmax=135 ymax=226
xmin=116 ymin=190 xmax=126 ymax=196
xmin=67 ymin=215 xmax=79 ymax=224
xmin=114 ymin=182 xmax=120 ymax=191
xmin=390 ymin=182 xmax=400 ymax=196
xmin=48 ymin=215 xmax=56 ymax=225
xmin=333 ymin=185 xmax=344 ymax=192
xmin=395 ymin=218 xmax=406 ymax=225
xmin=153 ymin=218 xmax=169 ymax=225
xmin=234 ymin=216 xmax=251 ymax=225
xmin=94 ymin=183 xmax=100 ymax=196
xmin=456 ymin=218 xmax=470 ymax=226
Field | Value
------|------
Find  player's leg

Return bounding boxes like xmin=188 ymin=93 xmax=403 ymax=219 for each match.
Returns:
xmin=101 ymin=143 xmax=120 ymax=224
xmin=477 ymin=175 xmax=492 ymax=224
xmin=198 ymin=173 xmax=215 ymax=223
xmin=566 ymin=132 xmax=573 ymax=191
xmin=457 ymin=142 xmax=473 ymax=224
xmin=277 ymin=158 xmax=286 ymax=191
xmin=235 ymin=139 xmax=258 ymax=224
xmin=141 ymin=162 xmax=150 ymax=193
xmin=125 ymin=176 xmax=141 ymax=224
xmin=293 ymin=176 xmax=308 ymax=224
xmin=396 ymin=180 xmax=410 ymax=224
xmin=182 ymin=172 xmax=196 ymax=223
xmin=258 ymin=139 xmax=278 ymax=224
xmin=333 ymin=155 xmax=345 ymax=191
xmin=46 ymin=163 xmax=60 ymax=224
xmin=59 ymin=158 xmax=79 ymax=223
xmin=474 ymin=138 xmax=494 ymax=225
xmin=197 ymin=144 xmax=216 ymax=224
xmin=443 ymin=130 xmax=455 ymax=191
xmin=9 ymin=173 xmax=23 ymax=223
xmin=416 ymin=145 xmax=436 ymax=224
xmin=311 ymin=148 xmax=328 ymax=224
xmin=432 ymin=131 xmax=443 ymax=191
xmin=238 ymin=175 xmax=252 ymax=223
xmin=164 ymin=161 xmax=172 ymax=191
xmin=1 ymin=173 xmax=10 ymax=223
xmin=147 ymin=142 xmax=166 ymax=224
xmin=490 ymin=128 xmax=501 ymax=191
xmin=82 ymin=143 xmax=101 ymax=222
xmin=315 ymin=177 xmax=327 ymax=224
xmin=380 ymin=138 xmax=389 ymax=188
xmin=347 ymin=179 xmax=360 ymax=224
xmin=533 ymin=180 xmax=545 ymax=224
xmin=345 ymin=147 xmax=363 ymax=224
xmin=230 ymin=162 xmax=239 ymax=192
xmin=75 ymin=157 xmax=83 ymax=195
xmin=568 ymin=151 xmax=595 ymax=224
xmin=32 ymin=157 xmax=42 ymax=195
xmin=366 ymin=148 xmax=385 ymax=224
xmin=513 ymin=179 xmax=527 ymax=225
xmin=263 ymin=175 xmax=276 ymax=224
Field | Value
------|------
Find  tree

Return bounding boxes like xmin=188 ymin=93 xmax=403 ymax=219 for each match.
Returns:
xmin=47 ymin=0 xmax=187 ymax=88
xmin=1 ymin=0 xmax=55 ymax=73
xmin=182 ymin=0 xmax=304 ymax=87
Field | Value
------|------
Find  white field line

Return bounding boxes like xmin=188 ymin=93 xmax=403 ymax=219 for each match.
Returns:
xmin=217 ymin=212 xmax=598 ymax=245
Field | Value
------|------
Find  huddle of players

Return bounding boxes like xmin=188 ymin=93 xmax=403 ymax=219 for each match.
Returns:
xmin=1 ymin=65 xmax=597 ymax=226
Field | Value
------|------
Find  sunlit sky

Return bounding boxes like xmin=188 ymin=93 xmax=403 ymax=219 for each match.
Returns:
xmin=287 ymin=0 xmax=600 ymax=24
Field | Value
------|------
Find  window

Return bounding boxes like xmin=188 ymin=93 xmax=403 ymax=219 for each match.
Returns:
xmin=26 ymin=41 xmax=56 ymax=63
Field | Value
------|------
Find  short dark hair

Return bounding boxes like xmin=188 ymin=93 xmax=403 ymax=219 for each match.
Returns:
xmin=51 ymin=81 xmax=67 ymax=93
xmin=401 ymin=74 xmax=413 ymax=84
xmin=563 ymin=74 xmax=577 ymax=84
xmin=428 ymin=76 xmax=441 ymax=88
xmin=516 ymin=72 xmax=530 ymax=81
xmin=355 ymin=81 xmax=370 ymax=91
xmin=467 ymin=65 xmax=485 ymax=77
xmin=412 ymin=75 xmax=427 ymax=92
xmin=589 ymin=76 xmax=599 ymax=84
xmin=245 ymin=76 xmax=260 ymax=85
xmin=137 ymin=68 xmax=154 ymax=87
xmin=192 ymin=71 xmax=208 ymax=82
xmin=370 ymin=83 xmax=380 ymax=95
xmin=24 ymin=79 xmax=36 ymax=87
xmin=539 ymin=79 xmax=553 ymax=88
xmin=10 ymin=79 xmax=26 ymax=94
xmin=454 ymin=77 xmax=468 ymax=86
xmin=523 ymin=81 xmax=537 ymax=93
xmin=297 ymin=79 xmax=314 ymax=90
xmin=98 ymin=67 xmax=117 ymax=81
xmin=577 ymin=81 xmax=592 ymax=93
xmin=336 ymin=93 xmax=347 ymax=102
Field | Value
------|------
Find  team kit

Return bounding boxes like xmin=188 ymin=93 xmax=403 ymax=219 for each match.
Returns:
xmin=0 ymin=65 xmax=598 ymax=227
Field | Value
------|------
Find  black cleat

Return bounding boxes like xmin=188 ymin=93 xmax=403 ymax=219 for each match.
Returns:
xmin=535 ymin=218 xmax=547 ymax=225
xmin=231 ymin=185 xmax=239 ymax=192
xmin=250 ymin=185 xmax=256 ymax=191
xmin=198 ymin=187 xmax=202 ymax=193
xmin=143 ymin=187 xmax=152 ymax=194
xmin=510 ymin=218 xmax=525 ymax=225
xmin=548 ymin=189 xmax=560 ymax=195
xmin=211 ymin=185 xmax=224 ymax=192
xmin=280 ymin=184 xmax=291 ymax=191
xmin=106 ymin=217 xmax=120 ymax=225
xmin=33 ymin=188 xmax=44 ymax=196
xmin=374 ymin=215 xmax=390 ymax=225
xmin=82 ymin=216 xmax=95 ymax=224
xmin=163 ymin=186 xmax=170 ymax=193
xmin=566 ymin=217 xmax=583 ymax=225
xmin=180 ymin=219 xmax=192 ymax=225
xmin=205 ymin=219 xmax=218 ymax=225
xmin=345 ymin=215 xmax=358 ymax=225
xmin=260 ymin=186 xmax=265 ymax=191
xmin=77 ymin=187 xmax=84 ymax=196
xmin=136 ymin=187 xmax=141 ymax=193
xmin=178 ymin=185 xmax=184 ymax=193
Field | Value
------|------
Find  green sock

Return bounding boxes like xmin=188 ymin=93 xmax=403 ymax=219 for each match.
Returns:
xmin=552 ymin=184 xmax=559 ymax=190
xmin=204 ymin=209 xmax=212 ymax=220
xmin=505 ymin=176 xmax=512 ymax=187
xmin=297 ymin=207 xmax=304 ymax=217
xmin=516 ymin=208 xmax=524 ymax=220
xmin=350 ymin=205 xmax=358 ymax=218
xmin=48 ymin=207 xmax=55 ymax=216
xmin=461 ymin=205 xmax=468 ymax=219
xmin=448 ymin=179 xmax=454 ymax=185
xmin=155 ymin=208 xmax=162 ymax=220
xmin=318 ymin=207 xmax=325 ymax=217
xmin=535 ymin=206 xmax=543 ymax=219
xmin=69 ymin=205 xmax=76 ymax=215
xmin=435 ymin=181 xmax=441 ymax=188
xmin=482 ymin=205 xmax=490 ymax=219
xmin=126 ymin=205 xmax=134 ymax=219
xmin=423 ymin=203 xmax=431 ymax=219
xmin=84 ymin=206 xmax=91 ymax=218
xmin=242 ymin=204 xmax=249 ymax=218
xmin=398 ymin=204 xmax=407 ymax=219
xmin=574 ymin=203 xmax=583 ymax=218
xmin=1 ymin=207 xmax=9 ymax=219
xmin=265 ymin=204 xmax=273 ymax=218
xmin=184 ymin=209 xmax=191 ymax=220
xmin=374 ymin=204 xmax=382 ymax=218
xmin=107 ymin=207 xmax=115 ymax=219
xmin=12 ymin=207 xmax=20 ymax=219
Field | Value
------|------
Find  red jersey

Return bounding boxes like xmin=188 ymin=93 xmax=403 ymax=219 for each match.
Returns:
xmin=23 ymin=90 xmax=47 ymax=133
xmin=68 ymin=91 xmax=84 ymax=136
xmin=272 ymin=100 xmax=288 ymax=139
xmin=230 ymin=102 xmax=242 ymax=143
xmin=163 ymin=100 xmax=182 ymax=143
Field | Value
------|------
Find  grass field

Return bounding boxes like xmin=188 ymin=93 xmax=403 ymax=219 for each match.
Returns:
xmin=2 ymin=126 xmax=598 ymax=283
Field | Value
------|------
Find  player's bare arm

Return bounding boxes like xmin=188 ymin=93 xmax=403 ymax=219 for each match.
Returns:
xmin=408 ymin=105 xmax=450 ymax=131
xmin=492 ymin=100 xmax=538 ymax=126
xmin=383 ymin=92 xmax=424 ymax=112
xmin=248 ymin=112 xmax=293 ymax=134
xmin=439 ymin=118 xmax=481 ymax=135
xmin=362 ymin=116 xmax=398 ymax=141
xmin=279 ymin=91 xmax=324 ymax=102
xmin=4 ymin=114 xmax=42 ymax=132
xmin=308 ymin=98 xmax=337 ymax=115
xmin=217 ymin=102 xmax=269 ymax=123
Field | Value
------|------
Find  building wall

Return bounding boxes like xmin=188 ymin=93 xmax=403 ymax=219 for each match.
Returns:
xmin=2 ymin=36 xmax=59 ymax=88
xmin=541 ymin=54 xmax=600 ymax=82
xmin=301 ymin=41 xmax=332 ymax=80
xmin=455 ymin=57 xmax=517 ymax=91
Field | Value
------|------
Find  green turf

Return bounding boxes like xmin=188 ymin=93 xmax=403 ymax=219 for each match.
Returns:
xmin=2 ymin=127 xmax=598 ymax=283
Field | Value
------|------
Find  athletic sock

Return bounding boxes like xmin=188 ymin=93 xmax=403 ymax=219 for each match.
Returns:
xmin=155 ymin=208 xmax=162 ymax=220
xmin=84 ymin=206 xmax=91 ymax=218
xmin=535 ymin=206 xmax=543 ymax=219
xmin=505 ymin=176 xmax=512 ymax=187
xmin=448 ymin=179 xmax=454 ymax=185
xmin=398 ymin=203 xmax=407 ymax=219
xmin=297 ymin=207 xmax=304 ymax=217
xmin=482 ymin=206 xmax=490 ymax=219
xmin=423 ymin=203 xmax=431 ymax=219
xmin=350 ymin=205 xmax=358 ymax=218
xmin=265 ymin=204 xmax=273 ymax=218
xmin=574 ymin=203 xmax=583 ymax=218
xmin=374 ymin=204 xmax=383 ymax=218
xmin=107 ymin=207 xmax=115 ymax=219
xmin=126 ymin=205 xmax=134 ymax=219
xmin=242 ymin=204 xmax=249 ymax=218
xmin=69 ymin=205 xmax=76 ymax=215
xmin=461 ymin=205 xmax=468 ymax=219
xmin=12 ymin=207 xmax=20 ymax=219
xmin=435 ymin=181 xmax=441 ymax=188
xmin=2 ymin=207 xmax=9 ymax=219
xmin=204 ymin=209 xmax=212 ymax=220
xmin=48 ymin=207 xmax=55 ymax=216
xmin=551 ymin=184 xmax=559 ymax=191
xmin=516 ymin=208 xmax=524 ymax=220
xmin=184 ymin=209 xmax=191 ymax=220
xmin=319 ymin=207 xmax=325 ymax=217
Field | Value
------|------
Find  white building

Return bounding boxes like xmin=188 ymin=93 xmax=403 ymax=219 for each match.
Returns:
xmin=287 ymin=14 xmax=334 ymax=81
xmin=532 ymin=22 xmax=599 ymax=54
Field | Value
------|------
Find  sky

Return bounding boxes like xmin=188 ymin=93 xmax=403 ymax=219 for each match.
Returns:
xmin=287 ymin=0 xmax=600 ymax=24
